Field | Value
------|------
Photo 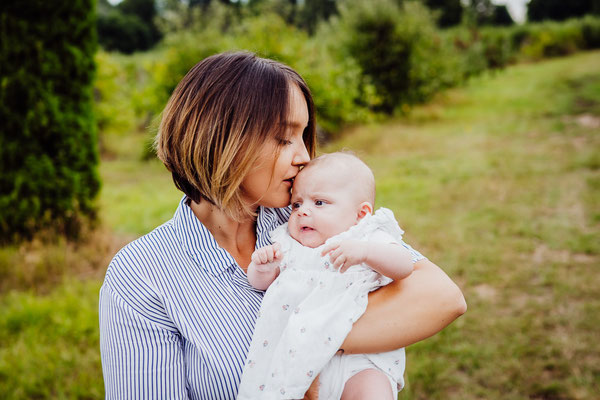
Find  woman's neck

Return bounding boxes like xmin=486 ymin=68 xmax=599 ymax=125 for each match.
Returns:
xmin=190 ymin=199 xmax=257 ymax=271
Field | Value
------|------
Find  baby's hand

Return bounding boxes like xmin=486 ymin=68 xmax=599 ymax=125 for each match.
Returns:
xmin=251 ymin=242 xmax=283 ymax=272
xmin=321 ymin=240 xmax=368 ymax=273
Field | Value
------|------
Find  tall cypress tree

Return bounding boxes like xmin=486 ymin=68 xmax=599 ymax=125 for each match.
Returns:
xmin=0 ymin=0 xmax=100 ymax=242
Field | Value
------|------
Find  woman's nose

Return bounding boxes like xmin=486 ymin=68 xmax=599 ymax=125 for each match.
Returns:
xmin=293 ymin=141 xmax=310 ymax=166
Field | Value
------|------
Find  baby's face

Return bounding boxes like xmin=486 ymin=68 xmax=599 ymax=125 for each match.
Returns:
xmin=288 ymin=167 xmax=362 ymax=248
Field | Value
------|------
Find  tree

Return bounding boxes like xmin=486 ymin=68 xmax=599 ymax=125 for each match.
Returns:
xmin=465 ymin=0 xmax=513 ymax=26
xmin=0 ymin=0 xmax=100 ymax=241
xmin=97 ymin=0 xmax=162 ymax=53
xmin=528 ymin=0 xmax=600 ymax=22
xmin=297 ymin=0 xmax=338 ymax=34
xmin=490 ymin=5 xmax=513 ymax=26
xmin=424 ymin=0 xmax=463 ymax=27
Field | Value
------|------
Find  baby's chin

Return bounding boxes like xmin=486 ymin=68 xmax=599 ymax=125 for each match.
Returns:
xmin=290 ymin=232 xmax=325 ymax=248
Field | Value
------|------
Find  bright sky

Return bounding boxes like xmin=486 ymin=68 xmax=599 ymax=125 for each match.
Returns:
xmin=492 ymin=0 xmax=529 ymax=23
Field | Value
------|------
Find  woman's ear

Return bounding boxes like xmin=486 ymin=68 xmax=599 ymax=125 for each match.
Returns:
xmin=357 ymin=202 xmax=373 ymax=221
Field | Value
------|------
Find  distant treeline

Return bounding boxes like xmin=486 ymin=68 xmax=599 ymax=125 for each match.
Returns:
xmin=97 ymin=0 xmax=600 ymax=54
xmin=95 ymin=1 xmax=600 ymax=143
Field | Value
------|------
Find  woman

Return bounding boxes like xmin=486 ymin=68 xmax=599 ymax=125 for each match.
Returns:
xmin=99 ymin=51 xmax=466 ymax=399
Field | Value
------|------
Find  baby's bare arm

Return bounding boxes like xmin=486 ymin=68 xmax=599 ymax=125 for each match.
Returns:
xmin=321 ymin=240 xmax=414 ymax=280
xmin=246 ymin=243 xmax=282 ymax=290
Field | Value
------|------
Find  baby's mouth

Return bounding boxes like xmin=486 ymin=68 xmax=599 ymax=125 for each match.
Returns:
xmin=301 ymin=226 xmax=314 ymax=232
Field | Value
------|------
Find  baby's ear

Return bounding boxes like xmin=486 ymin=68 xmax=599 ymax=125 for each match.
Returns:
xmin=357 ymin=202 xmax=373 ymax=221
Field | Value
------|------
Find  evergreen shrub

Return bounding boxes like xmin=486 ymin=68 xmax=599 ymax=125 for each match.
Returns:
xmin=0 ymin=0 xmax=100 ymax=242
xmin=579 ymin=15 xmax=600 ymax=48
xmin=336 ymin=0 xmax=459 ymax=113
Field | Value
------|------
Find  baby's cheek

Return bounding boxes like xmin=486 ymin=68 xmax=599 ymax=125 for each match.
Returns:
xmin=287 ymin=220 xmax=301 ymax=241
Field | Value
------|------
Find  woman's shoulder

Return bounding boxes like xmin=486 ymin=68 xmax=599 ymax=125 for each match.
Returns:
xmin=104 ymin=221 xmax=181 ymax=296
xmin=101 ymin=222 xmax=182 ymax=329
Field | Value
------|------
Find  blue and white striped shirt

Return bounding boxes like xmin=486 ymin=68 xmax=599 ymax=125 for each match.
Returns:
xmin=99 ymin=196 xmax=424 ymax=399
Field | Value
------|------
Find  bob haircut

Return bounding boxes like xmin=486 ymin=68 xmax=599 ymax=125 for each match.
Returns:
xmin=156 ymin=51 xmax=317 ymax=221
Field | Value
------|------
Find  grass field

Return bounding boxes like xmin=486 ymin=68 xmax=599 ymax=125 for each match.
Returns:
xmin=1 ymin=51 xmax=598 ymax=399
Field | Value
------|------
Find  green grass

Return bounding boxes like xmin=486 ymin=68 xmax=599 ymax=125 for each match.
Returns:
xmin=328 ymin=51 xmax=600 ymax=399
xmin=0 ymin=280 xmax=104 ymax=399
xmin=99 ymin=157 xmax=181 ymax=236
xmin=1 ymin=50 xmax=598 ymax=399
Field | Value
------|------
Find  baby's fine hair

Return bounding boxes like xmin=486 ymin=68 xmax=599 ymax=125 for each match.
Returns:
xmin=303 ymin=152 xmax=375 ymax=205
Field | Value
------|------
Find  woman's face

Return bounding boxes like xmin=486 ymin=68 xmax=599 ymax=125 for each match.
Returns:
xmin=241 ymin=83 xmax=311 ymax=209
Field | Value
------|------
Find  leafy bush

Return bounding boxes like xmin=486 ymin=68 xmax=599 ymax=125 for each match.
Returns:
xmin=97 ymin=10 xmax=155 ymax=54
xmin=519 ymin=20 xmax=584 ymax=60
xmin=479 ymin=28 xmax=513 ymax=69
xmin=0 ymin=0 xmax=100 ymax=242
xmin=335 ymin=0 xmax=461 ymax=113
xmin=580 ymin=15 xmax=600 ymax=48
xmin=97 ymin=0 xmax=162 ymax=54
xmin=446 ymin=16 xmax=600 ymax=73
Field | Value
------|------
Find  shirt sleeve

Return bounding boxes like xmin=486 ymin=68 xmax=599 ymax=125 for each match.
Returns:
xmin=99 ymin=272 xmax=188 ymax=400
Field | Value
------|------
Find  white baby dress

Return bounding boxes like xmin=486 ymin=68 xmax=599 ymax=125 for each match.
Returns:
xmin=237 ymin=208 xmax=408 ymax=400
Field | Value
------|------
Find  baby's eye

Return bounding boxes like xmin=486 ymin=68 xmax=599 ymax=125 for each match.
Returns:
xmin=291 ymin=202 xmax=301 ymax=209
xmin=314 ymin=200 xmax=324 ymax=206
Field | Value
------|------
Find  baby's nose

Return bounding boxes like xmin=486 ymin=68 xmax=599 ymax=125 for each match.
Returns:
xmin=297 ymin=205 xmax=310 ymax=216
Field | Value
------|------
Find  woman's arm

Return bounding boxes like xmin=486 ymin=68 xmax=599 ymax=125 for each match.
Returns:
xmin=99 ymin=280 xmax=187 ymax=398
xmin=340 ymin=258 xmax=466 ymax=353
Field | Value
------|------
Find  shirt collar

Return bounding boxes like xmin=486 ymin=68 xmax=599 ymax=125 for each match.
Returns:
xmin=172 ymin=196 xmax=280 ymax=276
xmin=173 ymin=196 xmax=236 ymax=275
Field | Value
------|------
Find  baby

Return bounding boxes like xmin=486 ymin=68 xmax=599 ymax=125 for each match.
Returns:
xmin=237 ymin=152 xmax=422 ymax=400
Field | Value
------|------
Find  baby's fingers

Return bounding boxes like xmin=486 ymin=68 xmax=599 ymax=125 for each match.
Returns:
xmin=263 ymin=246 xmax=277 ymax=263
xmin=332 ymin=254 xmax=347 ymax=270
xmin=251 ymin=251 xmax=265 ymax=264
xmin=321 ymin=242 xmax=340 ymax=257
xmin=274 ymin=249 xmax=283 ymax=261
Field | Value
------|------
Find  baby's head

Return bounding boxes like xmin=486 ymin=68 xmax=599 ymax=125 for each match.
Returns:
xmin=288 ymin=152 xmax=375 ymax=248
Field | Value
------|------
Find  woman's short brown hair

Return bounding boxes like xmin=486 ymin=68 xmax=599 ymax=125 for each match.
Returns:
xmin=156 ymin=51 xmax=316 ymax=220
